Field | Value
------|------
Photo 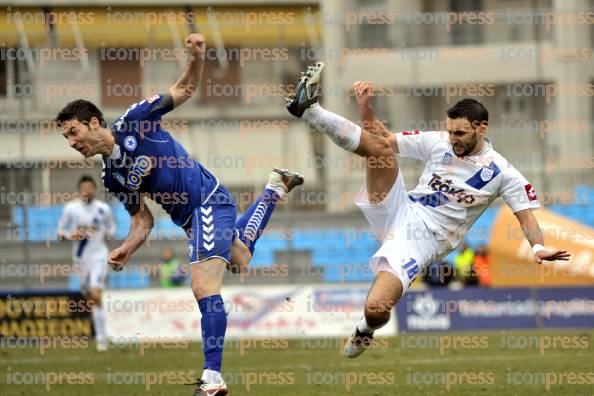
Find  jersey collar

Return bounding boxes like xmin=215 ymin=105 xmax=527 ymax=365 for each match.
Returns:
xmin=108 ymin=143 xmax=122 ymax=160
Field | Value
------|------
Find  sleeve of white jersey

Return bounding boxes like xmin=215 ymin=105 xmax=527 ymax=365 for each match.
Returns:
xmin=499 ymin=167 xmax=540 ymax=213
xmin=57 ymin=204 xmax=73 ymax=236
xmin=395 ymin=131 xmax=443 ymax=161
xmin=104 ymin=204 xmax=117 ymax=237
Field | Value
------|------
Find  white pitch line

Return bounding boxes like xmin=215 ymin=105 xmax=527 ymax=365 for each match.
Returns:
xmin=4 ymin=351 xmax=590 ymax=370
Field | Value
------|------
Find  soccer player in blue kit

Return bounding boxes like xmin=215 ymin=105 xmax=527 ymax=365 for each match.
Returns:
xmin=56 ymin=34 xmax=303 ymax=395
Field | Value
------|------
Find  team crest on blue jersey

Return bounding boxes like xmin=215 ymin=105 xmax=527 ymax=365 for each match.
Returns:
xmin=126 ymin=156 xmax=152 ymax=190
xmin=188 ymin=244 xmax=194 ymax=260
xmin=124 ymin=136 xmax=137 ymax=151
xmin=480 ymin=167 xmax=495 ymax=182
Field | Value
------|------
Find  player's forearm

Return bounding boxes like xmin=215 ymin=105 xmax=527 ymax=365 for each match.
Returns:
xmin=169 ymin=54 xmax=204 ymax=107
xmin=358 ymin=103 xmax=398 ymax=152
xmin=521 ymin=221 xmax=544 ymax=247
xmin=515 ymin=209 xmax=544 ymax=247
xmin=122 ymin=210 xmax=154 ymax=254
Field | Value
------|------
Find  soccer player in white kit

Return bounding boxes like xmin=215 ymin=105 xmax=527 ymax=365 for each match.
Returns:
xmin=286 ymin=63 xmax=571 ymax=358
xmin=58 ymin=175 xmax=116 ymax=351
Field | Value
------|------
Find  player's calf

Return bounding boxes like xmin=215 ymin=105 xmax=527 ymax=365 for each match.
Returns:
xmin=364 ymin=298 xmax=394 ymax=328
xmin=234 ymin=168 xmax=303 ymax=256
xmin=344 ymin=272 xmax=402 ymax=358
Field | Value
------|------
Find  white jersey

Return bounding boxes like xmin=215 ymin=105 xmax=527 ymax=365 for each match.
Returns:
xmin=58 ymin=199 xmax=116 ymax=264
xmin=396 ymin=131 xmax=540 ymax=248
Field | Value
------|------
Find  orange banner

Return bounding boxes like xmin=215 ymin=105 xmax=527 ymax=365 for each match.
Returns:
xmin=488 ymin=206 xmax=594 ymax=287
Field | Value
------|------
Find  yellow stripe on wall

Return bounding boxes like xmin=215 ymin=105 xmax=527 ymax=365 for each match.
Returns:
xmin=0 ymin=6 xmax=321 ymax=48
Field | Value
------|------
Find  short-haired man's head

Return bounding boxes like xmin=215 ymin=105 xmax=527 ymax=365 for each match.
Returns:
xmin=446 ymin=98 xmax=488 ymax=129
xmin=78 ymin=175 xmax=96 ymax=188
xmin=55 ymin=100 xmax=105 ymax=128
xmin=57 ymin=100 xmax=106 ymax=158
xmin=446 ymin=99 xmax=489 ymax=157
xmin=77 ymin=175 xmax=97 ymax=202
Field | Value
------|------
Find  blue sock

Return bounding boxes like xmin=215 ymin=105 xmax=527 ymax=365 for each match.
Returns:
xmin=198 ymin=295 xmax=226 ymax=372
xmin=235 ymin=188 xmax=281 ymax=254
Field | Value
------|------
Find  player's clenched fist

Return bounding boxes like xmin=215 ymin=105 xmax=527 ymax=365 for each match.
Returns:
xmin=108 ymin=245 xmax=132 ymax=272
xmin=352 ymin=81 xmax=376 ymax=122
xmin=353 ymin=81 xmax=375 ymax=114
xmin=185 ymin=33 xmax=206 ymax=58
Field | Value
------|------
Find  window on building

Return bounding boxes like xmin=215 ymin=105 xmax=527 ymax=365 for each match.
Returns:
xmin=199 ymin=54 xmax=240 ymax=105
xmin=357 ymin=0 xmax=390 ymax=48
xmin=449 ymin=0 xmax=485 ymax=45
xmin=100 ymin=50 xmax=142 ymax=108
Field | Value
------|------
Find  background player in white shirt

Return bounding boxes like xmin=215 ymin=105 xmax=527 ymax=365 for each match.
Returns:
xmin=58 ymin=175 xmax=116 ymax=351
xmin=286 ymin=62 xmax=570 ymax=358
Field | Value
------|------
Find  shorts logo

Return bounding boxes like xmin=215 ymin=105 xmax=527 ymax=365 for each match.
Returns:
xmin=480 ymin=167 xmax=494 ymax=182
xmin=524 ymin=183 xmax=537 ymax=201
xmin=403 ymin=258 xmax=419 ymax=280
xmin=201 ymin=206 xmax=214 ymax=251
xmin=402 ymin=130 xmax=420 ymax=135
xmin=124 ymin=136 xmax=137 ymax=151
xmin=188 ymin=244 xmax=194 ymax=259
xmin=126 ymin=156 xmax=152 ymax=190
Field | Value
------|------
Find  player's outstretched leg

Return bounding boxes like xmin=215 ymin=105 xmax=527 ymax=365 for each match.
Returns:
xmin=286 ymin=62 xmax=397 ymax=204
xmin=229 ymin=168 xmax=304 ymax=273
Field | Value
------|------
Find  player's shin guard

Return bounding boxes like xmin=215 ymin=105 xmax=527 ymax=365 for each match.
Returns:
xmin=198 ymin=295 xmax=227 ymax=372
xmin=302 ymin=103 xmax=361 ymax=152
xmin=235 ymin=188 xmax=282 ymax=255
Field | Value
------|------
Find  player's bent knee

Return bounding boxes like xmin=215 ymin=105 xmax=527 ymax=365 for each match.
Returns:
xmin=191 ymin=278 xmax=220 ymax=301
xmin=189 ymin=259 xmax=226 ymax=300
xmin=229 ymin=239 xmax=251 ymax=274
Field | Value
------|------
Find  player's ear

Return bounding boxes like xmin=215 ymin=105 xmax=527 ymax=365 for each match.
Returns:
xmin=477 ymin=122 xmax=488 ymax=137
xmin=89 ymin=116 xmax=101 ymax=130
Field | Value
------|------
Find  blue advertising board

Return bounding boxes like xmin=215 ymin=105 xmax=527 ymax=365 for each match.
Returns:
xmin=396 ymin=287 xmax=594 ymax=332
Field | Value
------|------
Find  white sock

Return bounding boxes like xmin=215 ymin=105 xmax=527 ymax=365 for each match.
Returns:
xmin=356 ymin=316 xmax=384 ymax=334
xmin=202 ymin=369 xmax=224 ymax=384
xmin=265 ymin=183 xmax=286 ymax=199
xmin=302 ymin=103 xmax=361 ymax=152
xmin=92 ymin=306 xmax=106 ymax=343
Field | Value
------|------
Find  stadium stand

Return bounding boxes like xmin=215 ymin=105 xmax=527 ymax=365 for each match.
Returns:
xmin=10 ymin=186 xmax=594 ymax=288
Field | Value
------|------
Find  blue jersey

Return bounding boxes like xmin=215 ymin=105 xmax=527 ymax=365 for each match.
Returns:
xmin=102 ymin=93 xmax=219 ymax=227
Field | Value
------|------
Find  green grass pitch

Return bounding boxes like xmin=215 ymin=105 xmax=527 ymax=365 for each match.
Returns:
xmin=1 ymin=329 xmax=593 ymax=395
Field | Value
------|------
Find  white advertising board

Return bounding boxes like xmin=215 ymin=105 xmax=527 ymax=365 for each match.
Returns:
xmin=104 ymin=284 xmax=396 ymax=341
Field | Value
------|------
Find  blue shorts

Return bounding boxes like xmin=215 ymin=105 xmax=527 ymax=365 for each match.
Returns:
xmin=185 ymin=185 xmax=237 ymax=264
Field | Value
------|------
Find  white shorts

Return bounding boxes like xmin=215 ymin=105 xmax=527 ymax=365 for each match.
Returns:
xmin=75 ymin=260 xmax=108 ymax=293
xmin=355 ymin=172 xmax=447 ymax=293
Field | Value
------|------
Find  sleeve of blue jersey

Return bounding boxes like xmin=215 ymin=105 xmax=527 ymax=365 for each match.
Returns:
xmin=108 ymin=182 xmax=141 ymax=216
xmin=123 ymin=93 xmax=174 ymax=122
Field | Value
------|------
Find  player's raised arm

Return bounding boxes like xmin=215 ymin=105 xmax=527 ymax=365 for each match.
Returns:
xmin=353 ymin=81 xmax=399 ymax=153
xmin=168 ymin=33 xmax=206 ymax=108
xmin=513 ymin=209 xmax=571 ymax=264
xmin=108 ymin=195 xmax=154 ymax=271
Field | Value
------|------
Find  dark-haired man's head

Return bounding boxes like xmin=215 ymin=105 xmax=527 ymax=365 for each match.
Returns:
xmin=56 ymin=100 xmax=108 ymax=158
xmin=446 ymin=98 xmax=489 ymax=157
xmin=77 ymin=175 xmax=97 ymax=203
